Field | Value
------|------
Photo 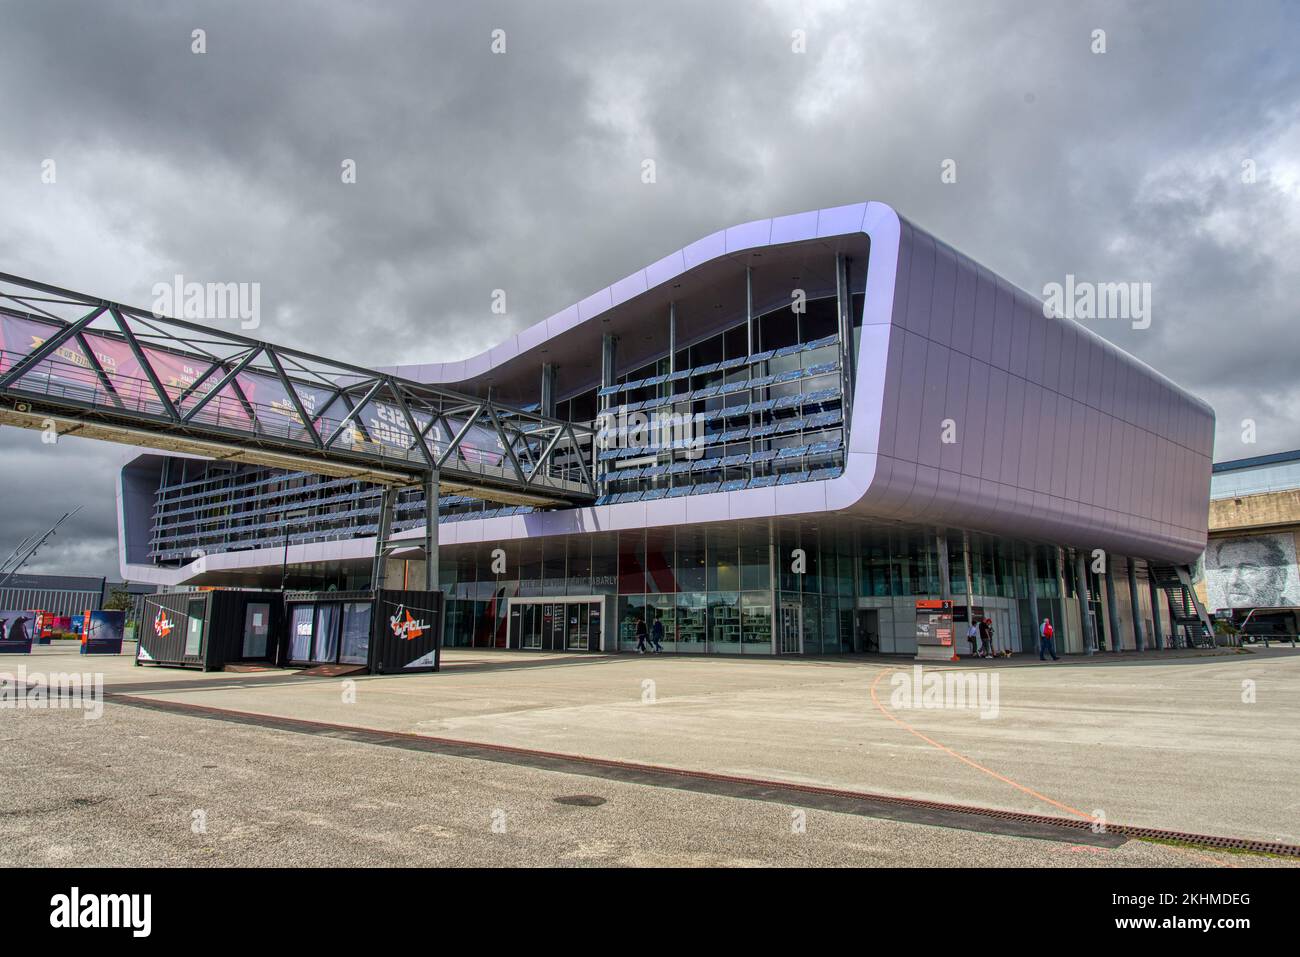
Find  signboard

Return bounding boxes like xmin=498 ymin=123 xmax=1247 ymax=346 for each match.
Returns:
xmin=81 ymin=610 xmax=125 ymax=655
xmin=915 ymin=599 xmax=954 ymax=646
xmin=0 ymin=610 xmax=35 ymax=654
xmin=370 ymin=590 xmax=443 ymax=674
xmin=915 ymin=599 xmax=955 ymax=662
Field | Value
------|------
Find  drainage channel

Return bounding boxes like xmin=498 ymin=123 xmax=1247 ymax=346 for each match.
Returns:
xmin=105 ymin=692 xmax=1299 ymax=858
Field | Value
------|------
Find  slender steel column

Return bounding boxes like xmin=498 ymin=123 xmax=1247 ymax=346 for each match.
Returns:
xmin=1127 ymin=558 xmax=1146 ymax=651
xmin=745 ymin=266 xmax=754 ymax=357
xmin=769 ymin=519 xmax=778 ymax=655
xmin=424 ymin=471 xmax=439 ymax=591
xmin=1075 ymin=550 xmax=1097 ymax=655
xmin=599 ymin=333 xmax=617 ymax=481
xmin=540 ymin=363 xmax=556 ymax=418
xmin=961 ymin=530 xmax=975 ymax=646
xmin=668 ymin=302 xmax=677 ymax=373
xmin=1147 ymin=567 xmax=1165 ymax=649
xmin=1056 ymin=546 xmax=1071 ymax=651
xmin=372 ymin=486 xmax=398 ymax=590
xmin=936 ymin=531 xmax=951 ymax=600
xmin=835 ymin=253 xmax=854 ymax=427
xmin=1104 ymin=560 xmax=1122 ymax=651
xmin=1026 ymin=545 xmax=1041 ymax=652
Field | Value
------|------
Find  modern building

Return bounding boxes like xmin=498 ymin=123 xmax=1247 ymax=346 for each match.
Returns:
xmin=1199 ymin=449 xmax=1300 ymax=637
xmin=117 ymin=202 xmax=1216 ymax=659
xmin=0 ymin=573 xmax=154 ymax=618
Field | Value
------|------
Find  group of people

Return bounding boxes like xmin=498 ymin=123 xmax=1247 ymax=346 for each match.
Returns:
xmin=634 ymin=616 xmax=664 ymax=654
xmin=965 ymin=616 xmax=1003 ymax=658
xmin=964 ymin=614 xmax=1061 ymax=661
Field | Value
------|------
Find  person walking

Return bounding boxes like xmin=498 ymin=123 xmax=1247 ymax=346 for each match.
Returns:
xmin=1039 ymin=617 xmax=1059 ymax=661
xmin=966 ymin=620 xmax=979 ymax=657
xmin=650 ymin=615 xmax=664 ymax=653
xmin=635 ymin=617 xmax=650 ymax=654
xmin=978 ymin=616 xmax=992 ymax=658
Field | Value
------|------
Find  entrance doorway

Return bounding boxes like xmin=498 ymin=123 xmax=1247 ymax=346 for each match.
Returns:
xmin=854 ymin=609 xmax=879 ymax=653
xmin=778 ymin=601 xmax=802 ymax=655
xmin=508 ymin=598 xmax=602 ymax=652
xmin=241 ymin=602 xmax=271 ymax=659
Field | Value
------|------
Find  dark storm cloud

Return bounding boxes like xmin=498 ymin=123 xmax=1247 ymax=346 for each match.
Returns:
xmin=0 ymin=0 xmax=1297 ymax=576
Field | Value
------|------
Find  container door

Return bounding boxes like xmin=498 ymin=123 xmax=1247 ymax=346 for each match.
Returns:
xmin=312 ymin=603 xmax=341 ymax=663
xmin=290 ymin=604 xmax=314 ymax=661
xmin=242 ymin=603 xmax=271 ymax=658
xmin=339 ymin=602 xmax=372 ymax=665
xmin=184 ymin=598 xmax=206 ymax=658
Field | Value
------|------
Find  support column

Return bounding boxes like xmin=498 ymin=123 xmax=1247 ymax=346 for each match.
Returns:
xmin=1104 ymin=560 xmax=1122 ymax=651
xmin=745 ymin=267 xmax=754 ymax=357
xmin=600 ymin=334 xmax=617 ymax=403
xmin=372 ymin=486 xmax=399 ymax=591
xmin=1056 ymin=546 xmax=1071 ymax=651
xmin=768 ymin=519 xmax=779 ymax=655
xmin=936 ymin=531 xmax=951 ymax=600
xmin=599 ymin=333 xmax=617 ymax=481
xmin=424 ymin=470 xmax=439 ymax=591
xmin=1147 ymin=568 xmax=1165 ymax=650
xmin=668 ymin=303 xmax=677 ymax=373
xmin=835 ymin=253 xmax=854 ymax=427
xmin=1026 ymin=545 xmax=1042 ymax=653
xmin=540 ymin=363 xmax=556 ymax=418
xmin=961 ymin=530 xmax=975 ymax=619
xmin=1075 ymin=549 xmax=1097 ymax=655
xmin=1127 ymin=558 xmax=1146 ymax=651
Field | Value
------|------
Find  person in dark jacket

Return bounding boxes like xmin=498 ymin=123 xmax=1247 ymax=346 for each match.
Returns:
xmin=978 ymin=617 xmax=992 ymax=658
xmin=650 ymin=616 xmax=664 ymax=653
xmin=635 ymin=617 xmax=650 ymax=654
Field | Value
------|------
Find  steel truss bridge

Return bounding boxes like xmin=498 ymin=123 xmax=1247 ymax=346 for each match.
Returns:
xmin=0 ymin=273 xmax=597 ymax=588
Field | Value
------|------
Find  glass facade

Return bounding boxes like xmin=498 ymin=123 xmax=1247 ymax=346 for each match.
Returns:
xmin=434 ymin=519 xmax=1073 ymax=656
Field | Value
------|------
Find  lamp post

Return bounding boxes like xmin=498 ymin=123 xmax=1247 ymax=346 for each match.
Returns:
xmin=280 ymin=508 xmax=311 ymax=592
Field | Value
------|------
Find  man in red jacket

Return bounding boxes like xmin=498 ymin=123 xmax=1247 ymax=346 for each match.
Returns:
xmin=1039 ymin=617 xmax=1060 ymax=661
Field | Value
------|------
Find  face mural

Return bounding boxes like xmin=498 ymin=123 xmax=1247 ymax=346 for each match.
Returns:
xmin=1205 ymin=533 xmax=1300 ymax=610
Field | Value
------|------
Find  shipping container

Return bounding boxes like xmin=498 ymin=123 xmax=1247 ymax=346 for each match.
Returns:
xmin=283 ymin=589 xmax=441 ymax=674
xmin=137 ymin=590 xmax=283 ymax=671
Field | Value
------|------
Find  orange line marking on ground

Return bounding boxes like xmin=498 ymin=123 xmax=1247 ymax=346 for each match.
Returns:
xmin=869 ymin=667 xmax=1093 ymax=821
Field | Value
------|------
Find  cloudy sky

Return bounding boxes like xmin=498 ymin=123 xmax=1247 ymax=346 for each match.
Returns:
xmin=1 ymin=0 xmax=1297 ymax=578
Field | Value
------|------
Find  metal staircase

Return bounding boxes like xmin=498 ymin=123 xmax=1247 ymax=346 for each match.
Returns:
xmin=1149 ymin=563 xmax=1217 ymax=648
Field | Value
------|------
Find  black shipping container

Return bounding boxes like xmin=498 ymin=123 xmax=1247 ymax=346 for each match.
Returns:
xmin=283 ymin=589 xmax=441 ymax=674
xmin=137 ymin=591 xmax=283 ymax=671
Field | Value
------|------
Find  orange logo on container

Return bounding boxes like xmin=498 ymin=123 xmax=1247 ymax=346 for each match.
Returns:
xmin=154 ymin=609 xmax=174 ymax=637
xmin=389 ymin=605 xmax=427 ymax=641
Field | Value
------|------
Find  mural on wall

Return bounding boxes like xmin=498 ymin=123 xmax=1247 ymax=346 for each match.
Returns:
xmin=1205 ymin=532 xmax=1300 ymax=610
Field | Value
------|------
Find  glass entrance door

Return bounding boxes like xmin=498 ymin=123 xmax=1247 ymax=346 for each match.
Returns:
xmin=509 ymin=599 xmax=601 ymax=652
xmin=522 ymin=604 xmax=542 ymax=649
xmin=566 ymin=603 xmax=589 ymax=651
xmin=779 ymin=601 xmax=802 ymax=655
